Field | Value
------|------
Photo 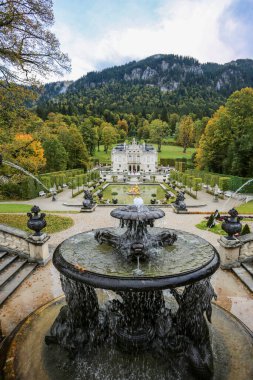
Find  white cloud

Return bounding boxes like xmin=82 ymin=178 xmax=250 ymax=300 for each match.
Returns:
xmin=51 ymin=0 xmax=246 ymax=81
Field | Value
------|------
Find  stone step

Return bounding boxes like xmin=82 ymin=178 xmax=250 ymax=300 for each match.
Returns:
xmin=232 ymin=267 xmax=253 ymax=292
xmin=242 ymin=262 xmax=253 ymax=276
xmin=0 ymin=254 xmax=17 ymax=272
xmin=0 ymin=262 xmax=37 ymax=305
xmin=0 ymin=258 xmax=28 ymax=287
xmin=0 ymin=251 xmax=7 ymax=259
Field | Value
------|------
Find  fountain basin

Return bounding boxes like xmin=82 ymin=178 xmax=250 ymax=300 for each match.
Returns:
xmin=53 ymin=228 xmax=220 ymax=290
xmin=2 ymin=295 xmax=253 ymax=380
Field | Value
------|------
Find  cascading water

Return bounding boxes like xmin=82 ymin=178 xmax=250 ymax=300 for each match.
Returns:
xmin=1 ymin=158 xmax=49 ymax=193
xmin=222 ymin=178 xmax=253 ymax=211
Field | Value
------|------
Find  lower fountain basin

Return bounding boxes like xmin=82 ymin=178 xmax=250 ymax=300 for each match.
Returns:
xmin=53 ymin=228 xmax=220 ymax=290
xmin=2 ymin=295 xmax=253 ymax=380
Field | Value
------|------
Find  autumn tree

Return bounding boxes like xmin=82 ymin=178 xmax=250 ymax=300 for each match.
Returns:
xmin=116 ymin=119 xmax=128 ymax=140
xmin=5 ymin=133 xmax=46 ymax=173
xmin=0 ymin=0 xmax=70 ymax=84
xmin=196 ymin=88 xmax=253 ymax=176
xmin=0 ymin=84 xmax=36 ymax=136
xmin=176 ymin=115 xmax=194 ymax=153
xmin=196 ymin=107 xmax=231 ymax=172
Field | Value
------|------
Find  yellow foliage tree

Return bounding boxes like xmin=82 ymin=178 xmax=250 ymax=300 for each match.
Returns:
xmin=8 ymin=133 xmax=46 ymax=173
xmin=176 ymin=115 xmax=194 ymax=153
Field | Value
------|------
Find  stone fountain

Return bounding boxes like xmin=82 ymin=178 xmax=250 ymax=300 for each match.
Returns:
xmin=46 ymin=201 xmax=220 ymax=379
xmin=2 ymin=202 xmax=253 ymax=380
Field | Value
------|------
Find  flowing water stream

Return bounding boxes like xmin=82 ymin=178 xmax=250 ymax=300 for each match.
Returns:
xmin=2 ymin=159 xmax=50 ymax=193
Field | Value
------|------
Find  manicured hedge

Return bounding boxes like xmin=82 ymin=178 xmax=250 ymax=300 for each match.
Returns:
xmin=1 ymin=177 xmax=44 ymax=199
xmin=185 ymin=169 xmax=253 ymax=193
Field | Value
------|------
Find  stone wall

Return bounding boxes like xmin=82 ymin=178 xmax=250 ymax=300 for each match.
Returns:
xmin=0 ymin=224 xmax=50 ymax=265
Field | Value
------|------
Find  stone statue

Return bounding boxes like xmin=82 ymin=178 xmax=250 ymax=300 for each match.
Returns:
xmin=206 ymin=210 xmax=220 ymax=228
xmin=82 ymin=190 xmax=95 ymax=210
xmin=173 ymin=191 xmax=187 ymax=211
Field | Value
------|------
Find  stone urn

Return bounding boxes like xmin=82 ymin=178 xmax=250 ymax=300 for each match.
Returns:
xmin=27 ymin=205 xmax=47 ymax=236
xmin=221 ymin=208 xmax=242 ymax=240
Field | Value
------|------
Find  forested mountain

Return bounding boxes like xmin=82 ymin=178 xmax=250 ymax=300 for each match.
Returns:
xmin=37 ymin=54 xmax=253 ymax=119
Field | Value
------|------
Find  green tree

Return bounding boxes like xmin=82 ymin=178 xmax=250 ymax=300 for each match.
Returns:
xmin=101 ymin=123 xmax=118 ymax=153
xmin=58 ymin=125 xmax=89 ymax=169
xmin=193 ymin=177 xmax=202 ymax=197
xmin=80 ymin=119 xmax=98 ymax=155
xmin=168 ymin=113 xmax=180 ymax=135
xmin=43 ymin=138 xmax=68 ymax=172
xmin=149 ymin=119 xmax=169 ymax=152
xmin=194 ymin=117 xmax=209 ymax=147
xmin=0 ymin=0 xmax=70 ymax=84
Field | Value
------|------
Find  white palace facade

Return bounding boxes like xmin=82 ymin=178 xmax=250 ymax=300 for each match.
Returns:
xmin=111 ymin=139 xmax=158 ymax=173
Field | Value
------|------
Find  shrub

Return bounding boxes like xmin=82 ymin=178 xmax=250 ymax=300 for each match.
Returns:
xmin=210 ymin=175 xmax=219 ymax=189
xmin=241 ymin=224 xmax=251 ymax=235
xmin=160 ymin=158 xmax=175 ymax=167
xmin=193 ymin=177 xmax=202 ymax=197
xmin=41 ymin=176 xmax=51 ymax=189
xmin=219 ymin=177 xmax=230 ymax=192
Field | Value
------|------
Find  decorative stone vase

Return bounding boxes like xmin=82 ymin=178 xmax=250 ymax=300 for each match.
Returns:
xmin=221 ymin=208 xmax=242 ymax=240
xmin=27 ymin=205 xmax=47 ymax=236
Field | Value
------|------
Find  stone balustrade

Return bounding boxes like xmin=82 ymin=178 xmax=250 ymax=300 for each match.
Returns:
xmin=218 ymin=233 xmax=253 ymax=269
xmin=0 ymin=224 xmax=50 ymax=265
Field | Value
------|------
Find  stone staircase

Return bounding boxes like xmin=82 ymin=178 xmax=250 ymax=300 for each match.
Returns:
xmin=232 ymin=262 xmax=253 ymax=292
xmin=0 ymin=250 xmax=37 ymax=306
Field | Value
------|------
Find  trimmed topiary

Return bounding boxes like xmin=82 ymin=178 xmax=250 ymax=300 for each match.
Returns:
xmin=241 ymin=223 xmax=251 ymax=235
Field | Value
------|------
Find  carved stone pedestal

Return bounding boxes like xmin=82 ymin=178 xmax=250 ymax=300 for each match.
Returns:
xmin=218 ymin=236 xmax=242 ymax=269
xmin=27 ymin=234 xmax=50 ymax=265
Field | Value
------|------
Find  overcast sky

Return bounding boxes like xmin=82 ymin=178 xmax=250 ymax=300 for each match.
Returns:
xmin=52 ymin=0 xmax=253 ymax=81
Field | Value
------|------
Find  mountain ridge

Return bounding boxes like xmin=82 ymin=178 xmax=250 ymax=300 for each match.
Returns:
xmin=37 ymin=54 xmax=253 ymax=119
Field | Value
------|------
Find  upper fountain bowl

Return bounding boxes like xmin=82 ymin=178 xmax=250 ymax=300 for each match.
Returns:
xmin=110 ymin=205 xmax=165 ymax=221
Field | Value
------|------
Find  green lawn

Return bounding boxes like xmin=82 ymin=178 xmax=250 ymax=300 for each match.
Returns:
xmin=195 ymin=220 xmax=226 ymax=236
xmin=93 ymin=143 xmax=195 ymax=164
xmin=93 ymin=146 xmax=112 ymax=163
xmin=155 ymin=144 xmax=195 ymax=160
xmin=0 ymin=204 xmax=32 ymax=213
xmin=0 ymin=214 xmax=74 ymax=234
xmin=236 ymin=201 xmax=253 ymax=214
xmin=196 ymin=219 xmax=252 ymax=235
